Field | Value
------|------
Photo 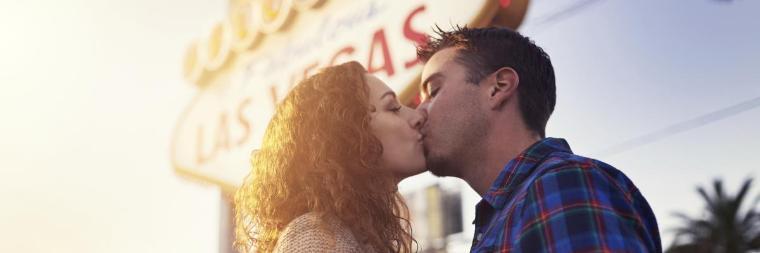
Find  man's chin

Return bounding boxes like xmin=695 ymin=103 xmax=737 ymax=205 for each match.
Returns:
xmin=428 ymin=168 xmax=449 ymax=177
xmin=425 ymin=159 xmax=457 ymax=178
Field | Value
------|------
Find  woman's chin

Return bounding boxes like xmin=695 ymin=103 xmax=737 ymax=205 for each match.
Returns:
xmin=395 ymin=165 xmax=427 ymax=182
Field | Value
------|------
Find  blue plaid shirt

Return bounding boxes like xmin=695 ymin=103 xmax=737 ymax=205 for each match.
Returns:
xmin=471 ymin=138 xmax=661 ymax=252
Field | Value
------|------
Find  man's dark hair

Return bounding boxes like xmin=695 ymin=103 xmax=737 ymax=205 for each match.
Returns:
xmin=417 ymin=26 xmax=556 ymax=138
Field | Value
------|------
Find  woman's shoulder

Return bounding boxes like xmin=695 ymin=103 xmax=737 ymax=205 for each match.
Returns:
xmin=280 ymin=212 xmax=325 ymax=233
xmin=274 ymin=213 xmax=368 ymax=253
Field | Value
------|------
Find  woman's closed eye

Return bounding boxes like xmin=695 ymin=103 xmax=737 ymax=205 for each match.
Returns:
xmin=389 ymin=104 xmax=402 ymax=113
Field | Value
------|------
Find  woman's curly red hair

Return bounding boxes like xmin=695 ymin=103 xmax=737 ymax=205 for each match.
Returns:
xmin=234 ymin=61 xmax=414 ymax=252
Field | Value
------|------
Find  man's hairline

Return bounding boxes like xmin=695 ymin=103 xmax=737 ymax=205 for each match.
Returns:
xmin=421 ymin=46 xmax=489 ymax=87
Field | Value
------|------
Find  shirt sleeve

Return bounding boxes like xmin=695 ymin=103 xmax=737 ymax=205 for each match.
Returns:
xmin=512 ymin=165 xmax=658 ymax=253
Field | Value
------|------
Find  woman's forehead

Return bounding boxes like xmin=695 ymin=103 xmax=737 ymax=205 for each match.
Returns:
xmin=365 ymin=74 xmax=392 ymax=99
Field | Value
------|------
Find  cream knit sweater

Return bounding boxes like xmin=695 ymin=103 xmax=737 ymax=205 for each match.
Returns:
xmin=273 ymin=213 xmax=376 ymax=253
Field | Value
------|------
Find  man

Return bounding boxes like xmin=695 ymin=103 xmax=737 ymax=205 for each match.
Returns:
xmin=416 ymin=26 xmax=662 ymax=252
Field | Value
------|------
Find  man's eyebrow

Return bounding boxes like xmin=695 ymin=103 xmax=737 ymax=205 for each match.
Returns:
xmin=421 ymin=73 xmax=443 ymax=93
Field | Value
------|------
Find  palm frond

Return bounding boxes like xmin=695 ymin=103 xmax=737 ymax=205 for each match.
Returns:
xmin=668 ymin=177 xmax=760 ymax=253
xmin=732 ymin=178 xmax=753 ymax=216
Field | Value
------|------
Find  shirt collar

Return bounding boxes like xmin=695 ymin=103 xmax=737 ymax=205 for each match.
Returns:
xmin=480 ymin=137 xmax=573 ymax=209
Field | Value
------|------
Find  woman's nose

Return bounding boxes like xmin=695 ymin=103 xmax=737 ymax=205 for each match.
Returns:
xmin=408 ymin=107 xmax=427 ymax=130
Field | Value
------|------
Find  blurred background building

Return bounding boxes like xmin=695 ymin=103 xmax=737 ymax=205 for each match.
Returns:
xmin=1 ymin=0 xmax=758 ymax=252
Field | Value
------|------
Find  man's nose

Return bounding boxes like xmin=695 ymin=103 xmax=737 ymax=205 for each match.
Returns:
xmin=416 ymin=100 xmax=430 ymax=115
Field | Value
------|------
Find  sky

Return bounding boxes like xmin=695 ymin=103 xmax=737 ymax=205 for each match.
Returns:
xmin=0 ymin=0 xmax=758 ymax=252
xmin=522 ymin=0 xmax=760 ymax=246
xmin=0 ymin=1 xmax=226 ymax=252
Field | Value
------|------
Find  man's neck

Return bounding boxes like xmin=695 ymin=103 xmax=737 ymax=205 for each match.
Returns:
xmin=462 ymin=133 xmax=541 ymax=196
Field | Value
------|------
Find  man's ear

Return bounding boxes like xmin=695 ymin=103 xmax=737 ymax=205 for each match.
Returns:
xmin=487 ymin=67 xmax=519 ymax=109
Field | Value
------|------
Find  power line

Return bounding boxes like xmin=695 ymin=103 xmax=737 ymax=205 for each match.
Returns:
xmin=519 ymin=1 xmax=758 ymax=156
xmin=522 ymin=0 xmax=605 ymax=32
xmin=594 ymin=96 xmax=760 ymax=157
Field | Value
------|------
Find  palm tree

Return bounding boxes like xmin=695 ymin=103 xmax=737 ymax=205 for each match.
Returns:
xmin=667 ymin=178 xmax=760 ymax=253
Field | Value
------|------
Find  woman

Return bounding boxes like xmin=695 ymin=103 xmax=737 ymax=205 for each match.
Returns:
xmin=234 ymin=61 xmax=426 ymax=253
